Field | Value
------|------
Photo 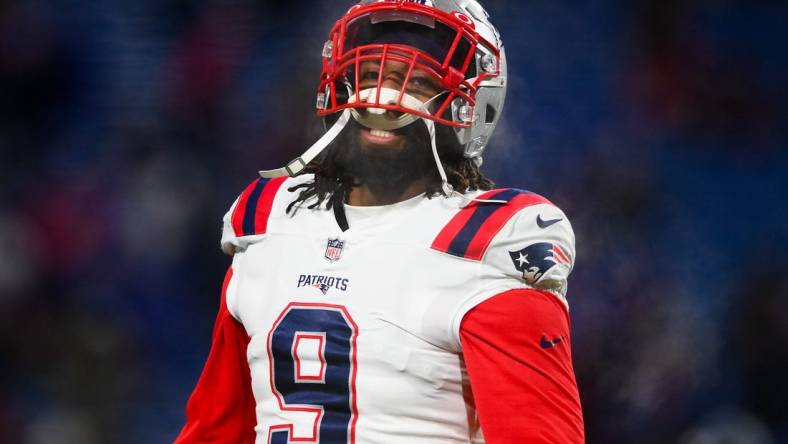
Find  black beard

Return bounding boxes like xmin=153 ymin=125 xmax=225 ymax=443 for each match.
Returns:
xmin=333 ymin=119 xmax=437 ymax=196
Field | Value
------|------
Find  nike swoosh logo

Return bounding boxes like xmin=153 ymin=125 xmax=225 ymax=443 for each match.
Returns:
xmin=540 ymin=335 xmax=566 ymax=349
xmin=536 ymin=214 xmax=563 ymax=229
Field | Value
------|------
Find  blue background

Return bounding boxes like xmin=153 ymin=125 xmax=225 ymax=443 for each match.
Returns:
xmin=0 ymin=1 xmax=786 ymax=442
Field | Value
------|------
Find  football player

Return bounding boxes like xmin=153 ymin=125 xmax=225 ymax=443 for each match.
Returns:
xmin=175 ymin=1 xmax=584 ymax=443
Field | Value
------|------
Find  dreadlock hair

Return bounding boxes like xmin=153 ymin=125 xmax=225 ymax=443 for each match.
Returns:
xmin=285 ymin=121 xmax=495 ymax=214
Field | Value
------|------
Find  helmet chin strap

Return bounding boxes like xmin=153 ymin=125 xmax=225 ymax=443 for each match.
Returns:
xmin=260 ymin=87 xmax=419 ymax=179
xmin=419 ymin=110 xmax=506 ymax=205
xmin=259 ymin=87 xmax=506 ymax=205
xmin=259 ymin=108 xmax=352 ymax=178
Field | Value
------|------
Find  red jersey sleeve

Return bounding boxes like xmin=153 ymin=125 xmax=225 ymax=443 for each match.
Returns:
xmin=174 ymin=268 xmax=257 ymax=444
xmin=460 ymin=289 xmax=584 ymax=443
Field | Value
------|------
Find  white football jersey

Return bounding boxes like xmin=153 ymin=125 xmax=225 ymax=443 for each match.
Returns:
xmin=219 ymin=174 xmax=575 ymax=444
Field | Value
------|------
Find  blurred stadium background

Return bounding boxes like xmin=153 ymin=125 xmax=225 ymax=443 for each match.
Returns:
xmin=1 ymin=0 xmax=786 ymax=443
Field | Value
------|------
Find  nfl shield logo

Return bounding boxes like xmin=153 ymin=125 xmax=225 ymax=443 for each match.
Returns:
xmin=324 ymin=238 xmax=344 ymax=262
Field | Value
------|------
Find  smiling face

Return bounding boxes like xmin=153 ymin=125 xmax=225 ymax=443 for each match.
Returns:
xmin=355 ymin=56 xmax=443 ymax=149
xmin=325 ymin=48 xmax=450 ymax=199
xmin=329 ymin=56 xmax=445 ymax=196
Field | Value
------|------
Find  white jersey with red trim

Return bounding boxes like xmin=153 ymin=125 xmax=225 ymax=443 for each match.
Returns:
xmin=219 ymin=174 xmax=575 ymax=444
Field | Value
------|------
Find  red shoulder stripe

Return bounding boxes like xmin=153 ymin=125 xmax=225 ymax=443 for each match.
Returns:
xmin=253 ymin=176 xmax=287 ymax=236
xmin=230 ymin=177 xmax=287 ymax=237
xmin=463 ymin=193 xmax=553 ymax=260
xmin=431 ymin=189 xmax=504 ymax=253
xmin=230 ymin=179 xmax=261 ymax=237
xmin=432 ymin=189 xmax=553 ymax=261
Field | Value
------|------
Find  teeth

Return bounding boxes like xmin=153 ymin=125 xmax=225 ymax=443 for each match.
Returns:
xmin=370 ymin=129 xmax=395 ymax=139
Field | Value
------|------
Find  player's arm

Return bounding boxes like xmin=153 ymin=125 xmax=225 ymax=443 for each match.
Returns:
xmin=460 ymin=288 xmax=584 ymax=443
xmin=174 ymin=267 xmax=256 ymax=444
xmin=447 ymin=198 xmax=583 ymax=442
xmin=175 ymin=177 xmax=284 ymax=442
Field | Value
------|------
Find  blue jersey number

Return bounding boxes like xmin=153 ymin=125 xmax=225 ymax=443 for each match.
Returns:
xmin=267 ymin=303 xmax=358 ymax=444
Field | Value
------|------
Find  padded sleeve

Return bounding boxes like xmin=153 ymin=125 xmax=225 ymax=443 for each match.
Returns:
xmin=220 ymin=176 xmax=289 ymax=255
xmin=220 ymin=197 xmax=241 ymax=255
xmin=483 ymin=204 xmax=575 ymax=301
xmin=460 ymin=288 xmax=584 ymax=443
xmin=174 ymin=268 xmax=257 ymax=444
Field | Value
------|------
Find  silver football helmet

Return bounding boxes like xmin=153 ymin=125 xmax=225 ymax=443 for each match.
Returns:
xmin=260 ymin=0 xmax=507 ymax=191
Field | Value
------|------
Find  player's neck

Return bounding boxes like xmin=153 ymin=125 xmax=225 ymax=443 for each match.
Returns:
xmin=347 ymin=177 xmax=429 ymax=206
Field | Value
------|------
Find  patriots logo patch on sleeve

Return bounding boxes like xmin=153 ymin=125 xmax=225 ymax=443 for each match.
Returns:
xmin=509 ymin=242 xmax=570 ymax=285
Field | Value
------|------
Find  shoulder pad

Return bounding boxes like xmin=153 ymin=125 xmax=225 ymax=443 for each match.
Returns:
xmin=431 ymin=188 xmax=554 ymax=260
xmin=220 ymin=177 xmax=288 ymax=252
xmin=431 ymin=188 xmax=575 ymax=297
